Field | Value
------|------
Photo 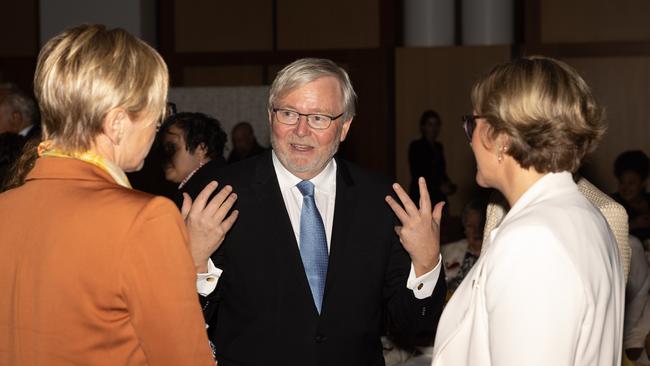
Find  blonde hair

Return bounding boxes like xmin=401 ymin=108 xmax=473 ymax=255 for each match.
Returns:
xmin=268 ymin=58 xmax=357 ymax=121
xmin=34 ymin=24 xmax=169 ymax=151
xmin=471 ymin=56 xmax=605 ymax=173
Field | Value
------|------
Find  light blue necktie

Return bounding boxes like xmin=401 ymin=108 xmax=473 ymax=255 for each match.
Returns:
xmin=297 ymin=180 xmax=328 ymax=314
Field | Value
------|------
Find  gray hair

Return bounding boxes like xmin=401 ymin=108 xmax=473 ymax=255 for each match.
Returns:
xmin=0 ymin=91 xmax=39 ymax=125
xmin=268 ymin=58 xmax=357 ymax=121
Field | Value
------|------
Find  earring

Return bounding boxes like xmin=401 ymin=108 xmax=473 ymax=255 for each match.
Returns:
xmin=497 ymin=145 xmax=508 ymax=163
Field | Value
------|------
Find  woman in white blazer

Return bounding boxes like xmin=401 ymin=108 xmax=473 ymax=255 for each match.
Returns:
xmin=430 ymin=57 xmax=624 ymax=365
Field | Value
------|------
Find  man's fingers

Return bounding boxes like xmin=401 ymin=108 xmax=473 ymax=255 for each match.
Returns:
xmin=203 ymin=185 xmax=234 ymax=218
xmin=392 ymin=183 xmax=419 ymax=216
xmin=181 ymin=192 xmax=192 ymax=220
xmin=432 ymin=201 xmax=446 ymax=226
xmin=220 ymin=210 xmax=239 ymax=233
xmin=213 ymin=192 xmax=238 ymax=222
xmin=385 ymin=195 xmax=409 ymax=224
xmin=418 ymin=177 xmax=432 ymax=213
xmin=192 ymin=181 xmax=219 ymax=215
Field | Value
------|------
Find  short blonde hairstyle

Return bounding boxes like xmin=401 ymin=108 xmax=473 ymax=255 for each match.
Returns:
xmin=34 ymin=24 xmax=169 ymax=151
xmin=471 ymin=56 xmax=605 ymax=173
xmin=268 ymin=58 xmax=357 ymax=121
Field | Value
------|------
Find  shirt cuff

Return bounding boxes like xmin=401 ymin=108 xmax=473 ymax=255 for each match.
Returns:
xmin=196 ymin=258 xmax=222 ymax=296
xmin=406 ymin=254 xmax=442 ymax=299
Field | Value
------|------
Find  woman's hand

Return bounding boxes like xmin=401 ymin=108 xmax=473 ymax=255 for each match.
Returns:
xmin=385 ymin=177 xmax=445 ymax=276
xmin=182 ymin=181 xmax=239 ymax=273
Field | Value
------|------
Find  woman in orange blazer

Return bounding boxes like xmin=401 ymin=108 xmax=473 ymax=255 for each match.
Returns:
xmin=0 ymin=24 xmax=237 ymax=365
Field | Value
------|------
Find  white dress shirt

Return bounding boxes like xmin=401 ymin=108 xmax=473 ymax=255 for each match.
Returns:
xmin=196 ymin=153 xmax=441 ymax=299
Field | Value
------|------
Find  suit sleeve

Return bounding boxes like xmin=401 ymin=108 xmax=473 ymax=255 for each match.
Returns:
xmin=485 ymin=226 xmax=585 ymax=366
xmin=119 ymin=197 xmax=214 ymax=366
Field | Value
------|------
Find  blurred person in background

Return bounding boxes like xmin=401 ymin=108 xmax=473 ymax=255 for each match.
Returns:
xmin=408 ymin=109 xmax=456 ymax=206
xmin=613 ymin=150 xmax=650 ymax=242
xmin=226 ymin=121 xmax=265 ymax=164
xmin=440 ymin=199 xmax=486 ymax=293
xmin=0 ymin=132 xmax=26 ymax=186
xmin=159 ymin=111 xmax=228 ymax=208
xmin=0 ymin=88 xmax=40 ymax=139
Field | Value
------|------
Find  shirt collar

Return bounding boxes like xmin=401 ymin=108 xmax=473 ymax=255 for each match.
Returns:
xmin=271 ymin=150 xmax=337 ymax=194
xmin=18 ymin=124 xmax=34 ymax=137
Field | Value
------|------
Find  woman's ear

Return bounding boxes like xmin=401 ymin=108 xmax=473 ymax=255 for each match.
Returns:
xmin=478 ymin=122 xmax=508 ymax=154
xmin=495 ymin=133 xmax=510 ymax=153
xmin=476 ymin=121 xmax=495 ymax=150
xmin=103 ymin=108 xmax=128 ymax=146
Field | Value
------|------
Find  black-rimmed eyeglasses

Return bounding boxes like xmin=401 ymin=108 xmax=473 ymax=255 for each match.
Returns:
xmin=272 ymin=108 xmax=344 ymax=130
xmin=461 ymin=115 xmax=484 ymax=142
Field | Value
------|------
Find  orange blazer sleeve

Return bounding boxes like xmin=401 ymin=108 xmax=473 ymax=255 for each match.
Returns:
xmin=119 ymin=197 xmax=214 ymax=366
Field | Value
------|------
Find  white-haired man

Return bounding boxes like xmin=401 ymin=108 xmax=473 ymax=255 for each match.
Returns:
xmin=185 ymin=58 xmax=447 ymax=366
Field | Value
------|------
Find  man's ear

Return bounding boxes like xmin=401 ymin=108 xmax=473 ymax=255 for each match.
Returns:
xmin=103 ymin=108 xmax=128 ymax=145
xmin=10 ymin=111 xmax=23 ymax=130
xmin=339 ymin=117 xmax=353 ymax=142
xmin=195 ymin=142 xmax=208 ymax=159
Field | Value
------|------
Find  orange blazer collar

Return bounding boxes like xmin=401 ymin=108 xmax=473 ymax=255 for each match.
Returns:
xmin=26 ymin=156 xmax=120 ymax=185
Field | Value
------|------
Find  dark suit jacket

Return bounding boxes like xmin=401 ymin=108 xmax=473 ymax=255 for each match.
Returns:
xmin=182 ymin=151 xmax=446 ymax=366
xmin=173 ymin=157 xmax=227 ymax=208
xmin=24 ymin=123 xmax=42 ymax=141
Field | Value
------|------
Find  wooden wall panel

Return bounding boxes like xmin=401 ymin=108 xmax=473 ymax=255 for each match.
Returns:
xmin=395 ymin=46 xmax=511 ymax=215
xmin=277 ymin=0 xmax=380 ymax=49
xmin=174 ymin=0 xmax=273 ymax=52
xmin=0 ymin=1 xmax=38 ymax=57
xmin=541 ymin=0 xmax=650 ymax=43
xmin=562 ymin=57 xmax=650 ymax=194
xmin=336 ymin=58 xmax=392 ymax=175
xmin=182 ymin=65 xmax=264 ymax=86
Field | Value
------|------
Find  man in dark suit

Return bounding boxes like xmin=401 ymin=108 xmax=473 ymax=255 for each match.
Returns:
xmin=187 ymin=58 xmax=447 ymax=366
xmin=226 ymin=121 xmax=266 ymax=164
xmin=0 ymin=88 xmax=40 ymax=139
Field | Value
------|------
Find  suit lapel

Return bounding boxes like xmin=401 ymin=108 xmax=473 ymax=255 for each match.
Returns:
xmin=251 ymin=153 xmax=302 ymax=254
xmin=251 ymin=154 xmax=318 ymax=313
xmin=321 ymin=158 xmax=357 ymax=314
